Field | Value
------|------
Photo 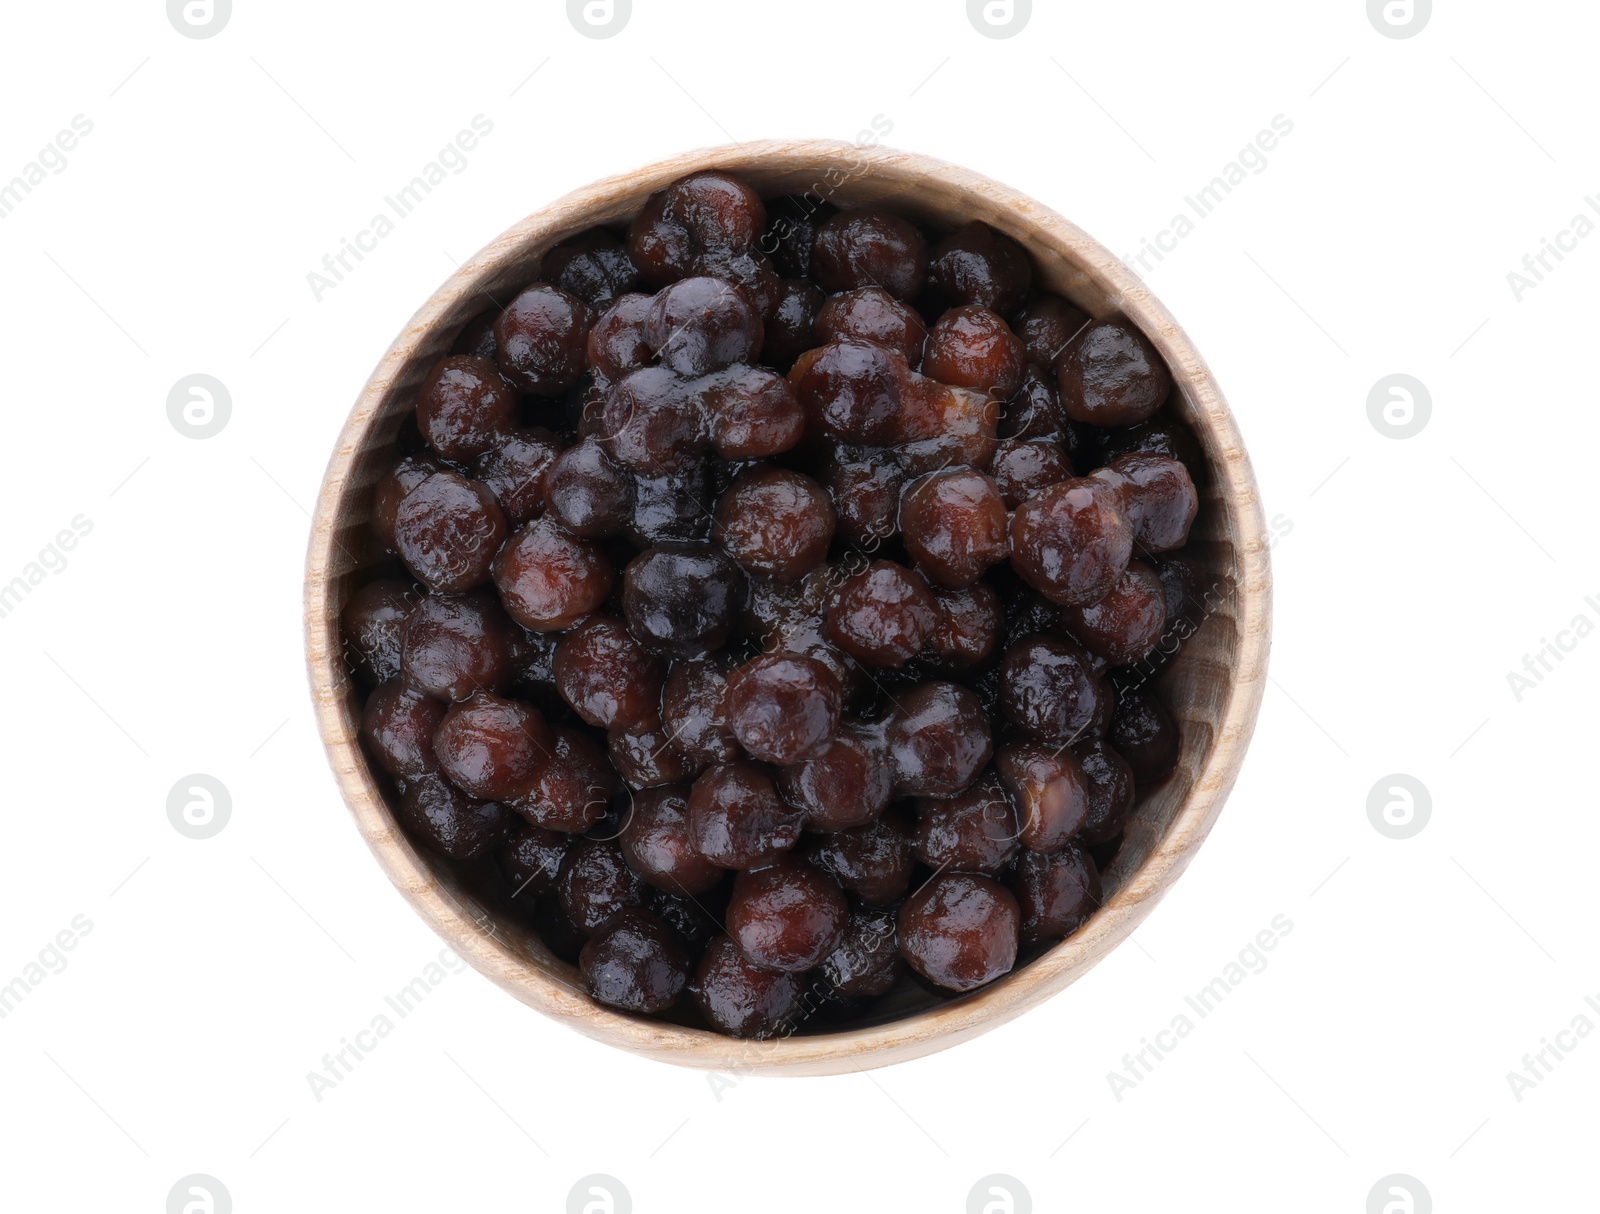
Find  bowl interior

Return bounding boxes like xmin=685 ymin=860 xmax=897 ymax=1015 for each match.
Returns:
xmin=306 ymin=141 xmax=1269 ymax=1075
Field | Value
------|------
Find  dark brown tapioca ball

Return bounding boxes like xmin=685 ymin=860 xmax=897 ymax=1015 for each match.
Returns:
xmin=580 ymin=906 xmax=690 ymax=1014
xmin=541 ymin=227 xmax=642 ymax=308
xmin=764 ymin=278 xmax=824 ymax=369
xmin=651 ymin=885 xmax=726 ymax=950
xmin=698 ymin=364 xmax=807 ymax=460
xmin=991 ymin=438 xmax=1073 ymax=509
xmin=433 ymin=691 xmax=552 ymax=801
xmin=1058 ymin=315 xmax=1172 ymax=427
xmin=883 ymin=680 xmax=992 ymax=797
xmin=451 ymin=310 xmax=499 ymax=360
xmin=397 ymin=771 xmax=511 ymax=860
xmin=498 ymin=823 xmax=572 ymax=900
xmin=914 ymin=773 xmax=1020 ymax=876
xmin=361 ymin=679 xmax=446 ymax=778
xmin=819 ymin=446 xmax=905 ymax=546
xmin=372 ymin=453 xmax=444 ymax=551
xmin=608 ymin=710 xmax=698 ymax=789
xmin=812 ymin=209 xmax=929 ymax=301
xmin=777 ymin=721 xmax=893 ymax=831
xmin=1108 ymin=684 xmax=1180 ymax=786
xmin=1095 ymin=452 xmax=1198 ymax=554
xmin=642 ymin=276 xmax=764 ymax=376
xmin=926 ymin=582 xmax=1001 ymax=671
xmin=691 ymin=935 xmax=807 ymax=1038
xmin=807 ymin=811 xmax=915 ymax=905
xmin=726 ymin=857 xmax=848 ymax=972
xmin=894 ymin=375 xmax=1000 ymax=470
xmin=788 ymin=339 xmax=911 ymax=446
xmin=927 ymin=221 xmax=1033 ymax=316
xmin=819 ymin=906 xmax=903 ymax=998
xmin=1009 ymin=477 xmax=1133 ymax=607
xmin=544 ymin=439 xmax=633 ymax=538
xmin=493 ymin=283 xmax=595 ymax=396
xmin=1098 ymin=411 xmax=1206 ymax=484
xmin=393 ymin=471 xmax=507 ymax=593
xmin=770 ymin=618 xmax=867 ymax=709
xmin=471 ymin=428 xmax=563 ymax=527
xmin=399 ymin=589 xmax=518 ymax=702
xmin=898 ymin=468 xmax=1009 ymax=589
xmin=628 ymin=462 xmax=713 ymax=546
xmin=622 ymin=543 xmax=743 ymax=658
xmin=815 ymin=286 xmax=928 ymax=366
xmin=999 ymin=634 xmax=1110 ymax=744
xmin=761 ymin=194 xmax=838 ymax=278
xmin=415 ymin=355 xmax=518 ymax=461
xmin=553 ymin=616 xmax=666 ymax=730
xmin=687 ymin=760 xmax=805 ymax=870
xmin=996 ymin=741 xmax=1089 ymax=852
xmin=1153 ymin=552 xmax=1209 ymax=627
xmin=713 ymin=467 xmax=835 ymax=582
xmin=921 ymin=306 xmax=1026 ymax=399
xmin=740 ymin=565 xmax=831 ymax=645
xmin=660 ymin=656 xmax=741 ymax=767
xmin=627 ymin=172 xmax=766 ymax=286
xmin=510 ymin=725 xmax=619 ymax=832
xmin=1074 ymin=738 xmax=1136 ymax=845
xmin=1061 ymin=560 xmax=1167 ymax=664
xmin=1012 ymin=843 xmax=1102 ymax=948
xmin=600 ymin=365 xmax=704 ymax=472
xmin=826 ymin=560 xmax=939 ymax=668
xmin=692 ymin=245 xmax=780 ymax=315
xmin=1013 ymin=295 xmax=1091 ymax=369
xmin=724 ymin=652 xmax=841 ymax=765
xmin=343 ymin=580 xmax=415 ymax=685
xmin=559 ymin=837 xmax=649 ymax=934
xmin=491 ymin=516 xmax=613 ymax=632
xmin=586 ymin=292 xmax=656 ymax=381
xmin=897 ymin=872 xmax=1019 ymax=993
xmin=999 ymin=365 xmax=1067 ymax=442
xmin=620 ymin=784 xmax=723 ymax=895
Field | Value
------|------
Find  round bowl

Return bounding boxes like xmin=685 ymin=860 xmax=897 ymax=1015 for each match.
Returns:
xmin=304 ymin=139 xmax=1272 ymax=1076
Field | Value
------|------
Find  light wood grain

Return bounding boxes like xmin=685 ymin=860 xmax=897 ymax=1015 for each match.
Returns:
xmin=303 ymin=140 xmax=1273 ymax=1076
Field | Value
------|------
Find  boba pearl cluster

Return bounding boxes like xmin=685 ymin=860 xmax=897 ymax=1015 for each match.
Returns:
xmin=343 ymin=169 xmax=1208 ymax=1038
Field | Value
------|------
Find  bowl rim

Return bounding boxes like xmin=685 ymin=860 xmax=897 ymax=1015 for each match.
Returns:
xmin=304 ymin=138 xmax=1272 ymax=1076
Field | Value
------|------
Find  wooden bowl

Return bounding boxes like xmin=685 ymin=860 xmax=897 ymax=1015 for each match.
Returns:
xmin=304 ymin=139 xmax=1271 ymax=1076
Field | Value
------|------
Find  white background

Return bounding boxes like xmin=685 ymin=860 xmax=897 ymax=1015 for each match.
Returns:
xmin=1 ymin=1 xmax=1593 ymax=1210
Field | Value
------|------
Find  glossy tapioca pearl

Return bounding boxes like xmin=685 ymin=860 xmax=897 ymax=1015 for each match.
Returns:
xmin=1108 ymin=683 xmax=1180 ymax=786
xmin=399 ymin=588 xmax=519 ymax=702
xmin=543 ymin=439 xmax=633 ymax=538
xmin=818 ymin=446 xmax=906 ymax=547
xmin=491 ymin=516 xmax=614 ymax=632
xmin=1060 ymin=560 xmax=1167 ymax=665
xmin=651 ymin=885 xmax=727 ymax=950
xmin=815 ymin=286 xmax=928 ymax=366
xmin=882 ymin=680 xmax=993 ymax=798
xmin=1098 ymin=411 xmax=1207 ymax=485
xmin=999 ymin=365 xmax=1068 ymax=441
xmin=898 ymin=468 xmax=1009 ymax=589
xmin=819 ymin=906 xmax=903 ymax=998
xmin=788 ymin=339 xmax=912 ymax=447
xmin=397 ymin=771 xmax=512 ymax=860
xmin=541 ymin=227 xmax=642 ymax=308
xmin=1073 ymin=738 xmax=1136 ymax=845
xmin=393 ymin=471 xmax=508 ymax=593
xmin=1058 ymin=315 xmax=1172 ymax=427
xmin=433 ymin=691 xmax=553 ymax=801
xmin=558 ymin=837 xmax=649 ymax=934
xmin=998 ymin=634 xmax=1108 ymax=745
xmin=712 ymin=466 xmax=836 ymax=582
xmin=990 ymin=438 xmax=1073 ymax=510
xmin=580 ymin=906 xmax=690 ymax=1014
xmin=585 ymin=292 xmax=656 ymax=381
xmin=806 ymin=811 xmax=916 ymax=906
xmin=727 ymin=857 xmax=848 ymax=972
xmin=921 ymin=305 xmax=1026 ymax=400
xmin=451 ymin=310 xmax=499 ymax=360
xmin=416 ymin=355 xmax=519 ymax=460
xmin=687 ymin=760 xmax=805 ymax=870
xmin=897 ymin=872 xmax=1019 ymax=993
xmin=763 ymin=278 xmax=824 ymax=369
xmin=660 ymin=655 xmax=741 ymax=768
xmin=361 ymin=679 xmax=446 ymax=778
xmin=811 ymin=208 xmax=929 ymax=300
xmin=553 ymin=616 xmax=667 ymax=730
xmin=914 ymin=772 xmax=1021 ymax=876
xmin=619 ymin=784 xmax=723 ymax=896
xmin=471 ymin=428 xmax=564 ymax=527
xmin=761 ymin=194 xmax=838 ymax=278
xmin=628 ymin=462 xmax=713 ymax=546
xmin=600 ymin=365 xmax=704 ymax=472
xmin=926 ymin=582 xmax=1001 ymax=671
xmin=1011 ymin=843 xmax=1101 ymax=948
xmin=497 ymin=823 xmax=572 ymax=900
xmin=626 ymin=171 xmax=767 ymax=287
xmin=371 ymin=453 xmax=444 ymax=551
xmin=608 ymin=709 xmax=699 ymax=789
xmin=776 ymin=721 xmax=893 ymax=831
xmin=622 ymin=543 xmax=744 ymax=658
xmin=691 ymin=935 xmax=807 ymax=1039
xmin=825 ymin=560 xmax=940 ymax=669
xmin=691 ymin=246 xmax=781 ymax=318
xmin=493 ymin=283 xmax=596 ymax=396
xmin=1093 ymin=452 xmax=1198 ymax=554
xmin=510 ymin=725 xmax=619 ymax=833
xmin=697 ymin=364 xmax=807 ymax=460
xmin=342 ymin=580 xmax=415 ymax=685
xmin=642 ymin=276 xmax=764 ymax=375
xmin=740 ymin=564 xmax=834 ymax=646
xmin=1008 ymin=477 xmax=1133 ymax=607
xmin=995 ymin=740 xmax=1089 ymax=852
xmin=1012 ymin=295 xmax=1091 ymax=369
xmin=893 ymin=376 xmax=999 ymax=473
xmin=927 ymin=221 xmax=1034 ymax=316
xmin=724 ymin=651 xmax=842 ymax=765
